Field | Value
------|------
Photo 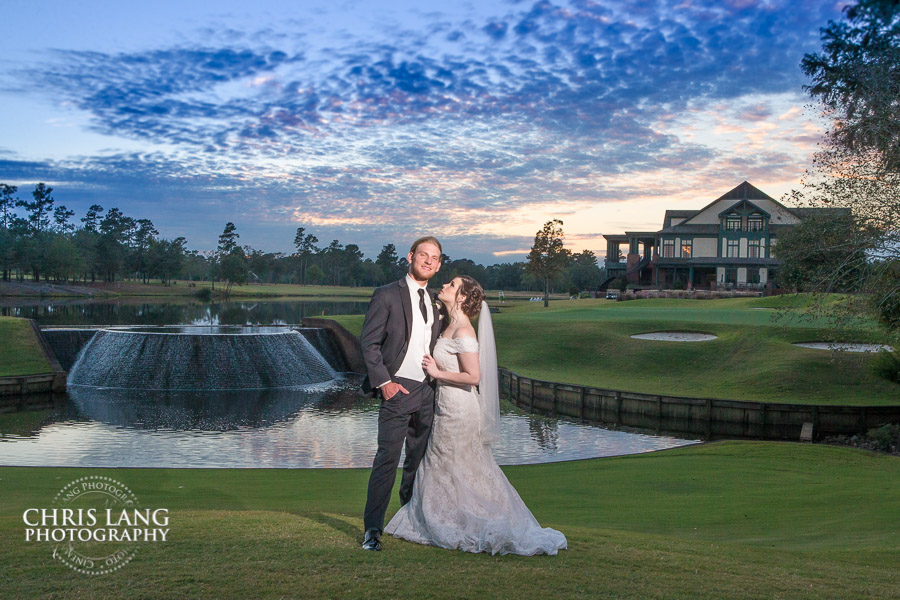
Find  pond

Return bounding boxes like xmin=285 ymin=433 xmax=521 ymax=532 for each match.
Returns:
xmin=0 ymin=296 xmax=370 ymax=326
xmin=1 ymin=295 xmax=699 ymax=467
xmin=0 ymin=376 xmax=697 ymax=468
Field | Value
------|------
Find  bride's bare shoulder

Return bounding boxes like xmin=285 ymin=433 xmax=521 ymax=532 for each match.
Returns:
xmin=452 ymin=325 xmax=477 ymax=341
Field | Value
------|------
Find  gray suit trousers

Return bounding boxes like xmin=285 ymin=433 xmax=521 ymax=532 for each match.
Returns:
xmin=363 ymin=376 xmax=435 ymax=532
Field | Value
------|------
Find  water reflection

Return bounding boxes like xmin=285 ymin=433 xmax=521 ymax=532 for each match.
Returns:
xmin=0 ymin=376 xmax=697 ymax=468
xmin=0 ymin=297 xmax=370 ymax=326
xmin=528 ymin=414 xmax=560 ymax=452
xmin=68 ymin=384 xmax=355 ymax=431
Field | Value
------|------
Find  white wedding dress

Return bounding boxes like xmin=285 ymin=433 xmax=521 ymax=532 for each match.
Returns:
xmin=385 ymin=335 xmax=567 ymax=555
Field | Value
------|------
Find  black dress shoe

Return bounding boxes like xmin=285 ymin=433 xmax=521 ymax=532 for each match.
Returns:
xmin=362 ymin=529 xmax=382 ymax=551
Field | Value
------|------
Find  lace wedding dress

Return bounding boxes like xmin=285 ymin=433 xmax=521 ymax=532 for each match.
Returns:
xmin=385 ymin=335 xmax=567 ymax=555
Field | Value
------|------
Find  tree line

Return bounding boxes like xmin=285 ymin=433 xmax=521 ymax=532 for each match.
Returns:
xmin=0 ymin=184 xmax=187 ymax=285
xmin=776 ymin=0 xmax=900 ymax=383
xmin=778 ymin=0 xmax=899 ymax=336
xmin=0 ymin=185 xmax=602 ymax=294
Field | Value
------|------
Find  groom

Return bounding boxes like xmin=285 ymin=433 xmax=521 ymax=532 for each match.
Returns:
xmin=360 ymin=236 xmax=443 ymax=551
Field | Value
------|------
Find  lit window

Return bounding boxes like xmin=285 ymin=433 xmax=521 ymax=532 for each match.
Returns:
xmin=681 ymin=240 xmax=692 ymax=258
xmin=662 ymin=239 xmax=674 ymax=258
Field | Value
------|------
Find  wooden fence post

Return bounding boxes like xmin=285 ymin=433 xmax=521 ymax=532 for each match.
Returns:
xmin=615 ymin=391 xmax=622 ymax=427
xmin=656 ymin=396 xmax=663 ymax=434
xmin=811 ymin=405 xmax=819 ymax=440
xmin=579 ymin=386 xmax=586 ymax=420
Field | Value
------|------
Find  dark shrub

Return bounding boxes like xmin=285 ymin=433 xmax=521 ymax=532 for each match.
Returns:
xmin=194 ymin=287 xmax=212 ymax=302
xmin=866 ymin=423 xmax=900 ymax=452
xmin=872 ymin=349 xmax=900 ymax=384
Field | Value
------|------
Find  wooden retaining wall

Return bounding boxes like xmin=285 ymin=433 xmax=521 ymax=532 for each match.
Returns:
xmin=0 ymin=374 xmax=66 ymax=400
xmin=499 ymin=368 xmax=900 ymax=441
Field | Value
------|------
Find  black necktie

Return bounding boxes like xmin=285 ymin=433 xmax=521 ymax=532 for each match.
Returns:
xmin=418 ymin=288 xmax=428 ymax=323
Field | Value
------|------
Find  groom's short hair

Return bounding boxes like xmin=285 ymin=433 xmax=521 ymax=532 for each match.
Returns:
xmin=409 ymin=236 xmax=442 ymax=257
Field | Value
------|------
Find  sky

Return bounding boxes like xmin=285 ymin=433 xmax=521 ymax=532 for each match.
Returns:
xmin=0 ymin=0 xmax=847 ymax=264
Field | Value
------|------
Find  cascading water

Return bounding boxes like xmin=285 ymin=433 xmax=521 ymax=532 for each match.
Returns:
xmin=67 ymin=326 xmax=336 ymax=390
xmin=298 ymin=327 xmax=349 ymax=372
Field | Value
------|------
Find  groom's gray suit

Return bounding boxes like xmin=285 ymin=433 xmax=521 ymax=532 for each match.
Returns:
xmin=361 ymin=276 xmax=442 ymax=532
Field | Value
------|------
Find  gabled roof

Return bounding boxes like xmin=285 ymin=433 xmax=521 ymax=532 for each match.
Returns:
xmin=718 ymin=199 xmax=771 ymax=218
xmin=681 ymin=181 xmax=797 ymax=226
xmin=716 ymin=181 xmax=774 ymax=202
xmin=606 ymin=182 xmax=853 ymax=243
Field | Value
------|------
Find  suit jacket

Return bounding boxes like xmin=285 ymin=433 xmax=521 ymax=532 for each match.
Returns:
xmin=360 ymin=277 xmax=442 ymax=396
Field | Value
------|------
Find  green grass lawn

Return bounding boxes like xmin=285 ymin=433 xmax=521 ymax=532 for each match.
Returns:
xmin=0 ymin=442 xmax=896 ymax=599
xmin=0 ymin=317 xmax=52 ymax=377
xmin=329 ymin=296 xmax=899 ymax=405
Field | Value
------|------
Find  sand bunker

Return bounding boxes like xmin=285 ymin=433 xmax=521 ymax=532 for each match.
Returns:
xmin=631 ymin=332 xmax=717 ymax=342
xmin=793 ymin=342 xmax=894 ymax=353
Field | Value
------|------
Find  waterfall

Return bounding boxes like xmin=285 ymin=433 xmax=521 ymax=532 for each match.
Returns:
xmin=297 ymin=327 xmax=349 ymax=372
xmin=67 ymin=327 xmax=337 ymax=390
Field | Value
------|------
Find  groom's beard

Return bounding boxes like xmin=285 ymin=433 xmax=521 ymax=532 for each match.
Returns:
xmin=409 ymin=263 xmax=440 ymax=282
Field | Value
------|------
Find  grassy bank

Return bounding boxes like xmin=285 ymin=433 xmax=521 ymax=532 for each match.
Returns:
xmin=330 ymin=297 xmax=899 ymax=405
xmin=0 ymin=317 xmax=52 ymax=377
xmin=0 ymin=442 xmax=896 ymax=599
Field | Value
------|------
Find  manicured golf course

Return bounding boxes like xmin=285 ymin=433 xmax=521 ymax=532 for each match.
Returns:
xmin=1 ymin=295 xmax=896 ymax=597
xmin=5 ymin=292 xmax=895 ymax=405
xmin=330 ymin=295 xmax=899 ymax=405
xmin=1 ymin=442 xmax=897 ymax=599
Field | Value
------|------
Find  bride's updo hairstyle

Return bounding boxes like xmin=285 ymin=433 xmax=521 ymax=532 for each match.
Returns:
xmin=456 ymin=275 xmax=486 ymax=319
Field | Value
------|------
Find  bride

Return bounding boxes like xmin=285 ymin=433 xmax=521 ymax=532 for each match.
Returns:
xmin=385 ymin=275 xmax=567 ymax=556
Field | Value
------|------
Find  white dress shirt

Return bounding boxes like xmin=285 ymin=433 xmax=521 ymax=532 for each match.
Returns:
xmin=393 ymin=274 xmax=433 ymax=382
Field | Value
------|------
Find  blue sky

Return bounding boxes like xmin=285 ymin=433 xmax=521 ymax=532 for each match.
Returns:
xmin=0 ymin=0 xmax=845 ymax=264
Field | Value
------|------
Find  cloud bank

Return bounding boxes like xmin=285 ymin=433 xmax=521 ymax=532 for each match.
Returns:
xmin=0 ymin=0 xmax=841 ymax=260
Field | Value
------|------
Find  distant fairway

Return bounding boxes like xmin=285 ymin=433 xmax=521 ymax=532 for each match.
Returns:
xmin=330 ymin=296 xmax=899 ymax=405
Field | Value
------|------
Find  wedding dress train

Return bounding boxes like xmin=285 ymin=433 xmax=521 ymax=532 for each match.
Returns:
xmin=385 ymin=336 xmax=567 ymax=555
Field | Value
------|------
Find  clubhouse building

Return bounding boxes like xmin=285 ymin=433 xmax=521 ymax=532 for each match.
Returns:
xmin=602 ymin=181 xmax=847 ymax=290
